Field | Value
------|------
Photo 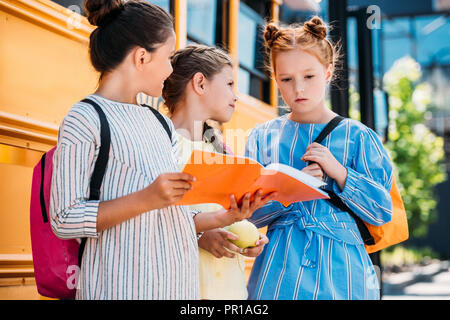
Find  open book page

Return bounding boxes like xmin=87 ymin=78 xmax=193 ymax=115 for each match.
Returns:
xmin=177 ymin=150 xmax=329 ymax=209
xmin=253 ymin=164 xmax=329 ymax=207
xmin=178 ymin=150 xmax=264 ymax=208
xmin=264 ymin=163 xmax=326 ymax=189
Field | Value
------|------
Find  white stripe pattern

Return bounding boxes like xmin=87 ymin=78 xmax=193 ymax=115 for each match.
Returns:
xmin=50 ymin=95 xmax=199 ymax=300
xmin=245 ymin=114 xmax=393 ymax=300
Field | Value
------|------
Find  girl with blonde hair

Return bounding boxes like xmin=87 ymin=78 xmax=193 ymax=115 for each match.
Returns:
xmin=163 ymin=44 xmax=275 ymax=299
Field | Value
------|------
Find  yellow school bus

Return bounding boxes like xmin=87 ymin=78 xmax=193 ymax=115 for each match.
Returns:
xmin=0 ymin=0 xmax=286 ymax=299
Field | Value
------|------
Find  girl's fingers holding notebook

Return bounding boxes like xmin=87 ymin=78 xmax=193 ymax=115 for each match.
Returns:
xmin=306 ymin=163 xmax=321 ymax=170
xmin=301 ymin=165 xmax=324 ymax=180
xmin=171 ymin=180 xmax=193 ymax=190
xmin=249 ymin=189 xmax=263 ymax=209
xmin=166 ymin=172 xmax=196 ymax=182
xmin=144 ymin=172 xmax=196 ymax=208
xmin=229 ymin=194 xmax=239 ymax=211
xmin=260 ymin=191 xmax=278 ymax=203
xmin=250 ymin=191 xmax=277 ymax=213
xmin=239 ymin=193 xmax=251 ymax=216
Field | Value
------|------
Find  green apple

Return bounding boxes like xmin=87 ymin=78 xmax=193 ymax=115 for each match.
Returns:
xmin=225 ymin=219 xmax=259 ymax=249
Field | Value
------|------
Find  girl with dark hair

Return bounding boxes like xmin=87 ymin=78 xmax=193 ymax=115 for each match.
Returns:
xmin=162 ymin=44 xmax=275 ymax=299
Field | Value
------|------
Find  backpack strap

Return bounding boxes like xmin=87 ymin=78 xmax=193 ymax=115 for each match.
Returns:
xmin=312 ymin=116 xmax=345 ymax=145
xmin=83 ymin=98 xmax=111 ymax=201
xmin=78 ymin=97 xmax=112 ymax=267
xmin=39 ymin=152 xmax=49 ymax=223
xmin=142 ymin=104 xmax=172 ymax=142
xmin=307 ymin=115 xmax=345 ymax=167
xmin=323 ymin=190 xmax=375 ymax=245
xmin=309 ymin=116 xmax=375 ymax=246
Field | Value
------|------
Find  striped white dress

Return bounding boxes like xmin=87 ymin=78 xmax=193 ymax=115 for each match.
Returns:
xmin=49 ymin=94 xmax=199 ymax=300
xmin=245 ymin=115 xmax=393 ymax=300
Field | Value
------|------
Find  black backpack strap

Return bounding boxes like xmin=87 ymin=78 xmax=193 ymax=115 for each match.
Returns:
xmin=39 ymin=152 xmax=49 ymax=223
xmin=313 ymin=116 xmax=345 ymax=144
xmin=82 ymin=98 xmax=111 ymax=201
xmin=142 ymin=104 xmax=172 ymax=142
xmin=307 ymin=115 xmax=345 ymax=167
xmin=308 ymin=115 xmax=375 ymax=246
xmin=323 ymin=190 xmax=375 ymax=245
xmin=78 ymin=97 xmax=112 ymax=267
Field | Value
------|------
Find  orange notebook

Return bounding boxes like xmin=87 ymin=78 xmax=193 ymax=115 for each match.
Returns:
xmin=176 ymin=150 xmax=330 ymax=209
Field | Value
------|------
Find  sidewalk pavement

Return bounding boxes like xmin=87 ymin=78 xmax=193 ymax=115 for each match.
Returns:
xmin=382 ymin=260 xmax=450 ymax=300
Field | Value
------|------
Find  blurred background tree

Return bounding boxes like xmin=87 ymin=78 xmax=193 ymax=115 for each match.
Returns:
xmin=383 ymin=56 xmax=447 ymax=238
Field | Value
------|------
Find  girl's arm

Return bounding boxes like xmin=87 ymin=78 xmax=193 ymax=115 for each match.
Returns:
xmin=302 ymin=127 xmax=394 ymax=226
xmin=96 ymin=172 xmax=195 ymax=233
xmin=247 ymin=200 xmax=292 ymax=228
xmin=198 ymin=229 xmax=269 ymax=258
xmin=193 ymin=190 xmax=277 ymax=233
xmin=243 ymin=128 xmax=292 ymax=228
xmin=50 ymin=104 xmax=194 ymax=238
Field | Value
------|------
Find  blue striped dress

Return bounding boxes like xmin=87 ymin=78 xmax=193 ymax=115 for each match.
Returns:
xmin=244 ymin=114 xmax=393 ymax=300
xmin=49 ymin=94 xmax=200 ymax=300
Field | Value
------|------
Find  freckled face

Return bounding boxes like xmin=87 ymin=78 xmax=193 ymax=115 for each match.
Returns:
xmin=274 ymin=48 xmax=332 ymax=116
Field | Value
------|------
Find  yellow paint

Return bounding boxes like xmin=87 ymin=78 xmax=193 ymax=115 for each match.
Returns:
xmin=228 ymin=0 xmax=240 ymax=88
xmin=269 ymin=0 xmax=281 ymax=108
xmin=0 ymin=0 xmax=98 ymax=129
xmin=174 ymin=0 xmax=187 ymax=50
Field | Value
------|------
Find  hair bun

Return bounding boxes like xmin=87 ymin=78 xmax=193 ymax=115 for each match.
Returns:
xmin=264 ymin=23 xmax=282 ymax=48
xmin=303 ymin=16 xmax=327 ymax=40
xmin=85 ymin=0 xmax=124 ymax=27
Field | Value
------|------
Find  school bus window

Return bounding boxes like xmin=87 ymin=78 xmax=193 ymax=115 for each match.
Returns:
xmin=51 ymin=0 xmax=85 ymax=14
xmin=187 ymin=0 xmax=217 ymax=46
xmin=148 ymin=0 xmax=170 ymax=13
xmin=279 ymin=0 xmax=328 ymax=24
xmin=238 ymin=2 xmax=270 ymax=104
xmin=49 ymin=1 xmax=172 ymax=18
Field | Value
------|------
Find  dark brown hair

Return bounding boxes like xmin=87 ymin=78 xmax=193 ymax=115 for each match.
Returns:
xmin=84 ymin=0 xmax=174 ymax=79
xmin=162 ymin=45 xmax=234 ymax=154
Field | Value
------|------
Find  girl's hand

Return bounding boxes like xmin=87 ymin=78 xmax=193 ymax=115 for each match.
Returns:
xmin=301 ymin=163 xmax=324 ymax=180
xmin=97 ymin=172 xmax=195 ymax=233
xmin=198 ymin=228 xmax=242 ymax=258
xmin=142 ymin=172 xmax=196 ymax=211
xmin=217 ymin=189 xmax=277 ymax=227
xmin=301 ymin=142 xmax=347 ymax=189
xmin=241 ymin=233 xmax=269 ymax=257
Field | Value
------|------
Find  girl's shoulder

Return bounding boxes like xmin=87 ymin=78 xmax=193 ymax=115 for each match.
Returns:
xmin=342 ymin=117 xmax=367 ymax=131
xmin=158 ymin=110 xmax=175 ymax=130
xmin=341 ymin=118 xmax=384 ymax=144
xmin=58 ymin=96 xmax=104 ymax=145
xmin=251 ymin=114 xmax=291 ymax=134
xmin=249 ymin=115 xmax=382 ymax=144
xmin=64 ymin=95 xmax=103 ymax=125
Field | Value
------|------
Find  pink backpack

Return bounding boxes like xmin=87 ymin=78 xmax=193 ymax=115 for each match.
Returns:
xmin=30 ymin=98 xmax=110 ymax=299
xmin=29 ymin=98 xmax=173 ymax=299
